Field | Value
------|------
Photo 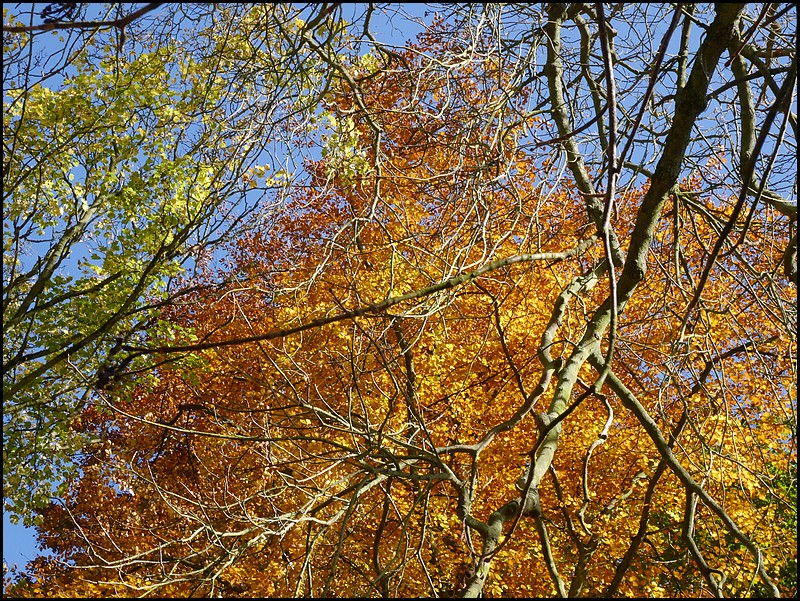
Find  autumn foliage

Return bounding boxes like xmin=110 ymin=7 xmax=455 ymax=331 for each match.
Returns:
xmin=3 ymin=4 xmax=796 ymax=599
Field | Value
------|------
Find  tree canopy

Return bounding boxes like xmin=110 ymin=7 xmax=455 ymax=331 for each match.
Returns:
xmin=3 ymin=3 xmax=797 ymax=598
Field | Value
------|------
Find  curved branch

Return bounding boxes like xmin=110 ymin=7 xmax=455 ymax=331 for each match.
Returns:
xmin=2 ymin=3 xmax=165 ymax=33
xmin=123 ymin=240 xmax=596 ymax=356
xmin=587 ymin=348 xmax=781 ymax=598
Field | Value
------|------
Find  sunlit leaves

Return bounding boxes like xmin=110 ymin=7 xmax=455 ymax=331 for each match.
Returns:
xmin=321 ymin=113 xmax=372 ymax=186
xmin=2 ymin=4 xmax=341 ymax=525
xmin=2 ymin=3 xmax=796 ymax=598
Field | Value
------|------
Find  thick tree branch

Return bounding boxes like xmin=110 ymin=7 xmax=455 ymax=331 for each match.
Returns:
xmin=3 ymin=3 xmax=164 ymax=33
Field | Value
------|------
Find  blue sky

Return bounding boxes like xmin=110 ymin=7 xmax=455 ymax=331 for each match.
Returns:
xmin=3 ymin=512 xmax=46 ymax=572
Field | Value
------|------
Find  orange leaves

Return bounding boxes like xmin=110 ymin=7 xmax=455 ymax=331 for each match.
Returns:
xmin=7 ymin=9 xmax=796 ymax=599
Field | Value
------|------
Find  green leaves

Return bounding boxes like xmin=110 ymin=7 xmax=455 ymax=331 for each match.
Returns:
xmin=2 ymin=1 xmax=361 ymax=525
xmin=4 ymin=34 xmax=232 ymax=524
xmin=321 ymin=113 xmax=372 ymax=186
